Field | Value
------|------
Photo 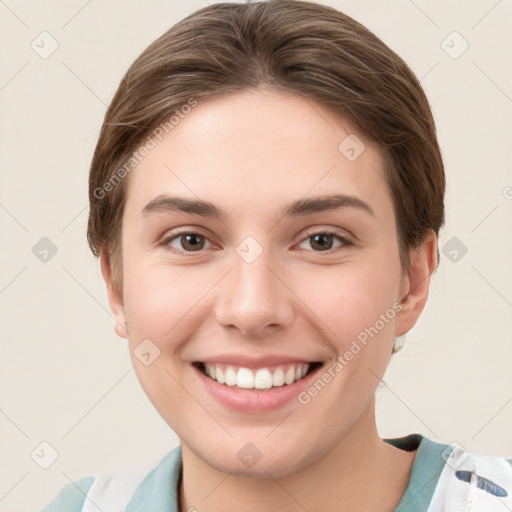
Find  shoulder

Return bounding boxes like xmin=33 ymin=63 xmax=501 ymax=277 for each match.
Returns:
xmin=39 ymin=446 xmax=182 ymax=512
xmin=386 ymin=434 xmax=512 ymax=512
xmin=40 ymin=476 xmax=95 ymax=512
xmin=428 ymin=441 xmax=512 ymax=511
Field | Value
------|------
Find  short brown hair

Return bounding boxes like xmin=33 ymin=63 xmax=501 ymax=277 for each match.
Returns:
xmin=87 ymin=0 xmax=445 ymax=294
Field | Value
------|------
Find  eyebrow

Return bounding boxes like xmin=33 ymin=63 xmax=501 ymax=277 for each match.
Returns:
xmin=141 ymin=193 xmax=375 ymax=221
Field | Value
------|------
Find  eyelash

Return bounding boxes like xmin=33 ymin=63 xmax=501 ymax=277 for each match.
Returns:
xmin=160 ymin=229 xmax=354 ymax=256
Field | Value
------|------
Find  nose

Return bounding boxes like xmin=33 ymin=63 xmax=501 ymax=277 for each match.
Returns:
xmin=214 ymin=246 xmax=295 ymax=337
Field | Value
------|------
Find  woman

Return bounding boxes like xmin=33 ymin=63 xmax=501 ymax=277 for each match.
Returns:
xmin=42 ymin=1 xmax=512 ymax=510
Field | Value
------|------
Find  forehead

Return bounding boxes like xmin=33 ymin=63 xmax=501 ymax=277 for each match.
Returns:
xmin=123 ymin=90 xmax=393 ymax=222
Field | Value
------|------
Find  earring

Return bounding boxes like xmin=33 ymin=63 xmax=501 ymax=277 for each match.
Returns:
xmin=392 ymin=336 xmax=405 ymax=354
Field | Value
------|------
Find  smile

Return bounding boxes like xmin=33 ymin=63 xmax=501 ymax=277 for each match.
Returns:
xmin=195 ymin=362 xmax=322 ymax=390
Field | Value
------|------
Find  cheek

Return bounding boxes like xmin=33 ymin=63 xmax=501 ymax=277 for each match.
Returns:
xmin=122 ymin=258 xmax=214 ymax=344
xmin=121 ymin=262 xmax=206 ymax=426
xmin=303 ymin=263 xmax=400 ymax=344
xmin=120 ymin=219 xmax=201 ymax=342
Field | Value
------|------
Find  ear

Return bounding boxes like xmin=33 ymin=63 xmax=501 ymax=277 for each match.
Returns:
xmin=100 ymin=249 xmax=128 ymax=339
xmin=395 ymin=230 xmax=438 ymax=337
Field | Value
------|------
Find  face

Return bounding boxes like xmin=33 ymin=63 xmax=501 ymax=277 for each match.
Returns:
xmin=103 ymin=89 xmax=430 ymax=478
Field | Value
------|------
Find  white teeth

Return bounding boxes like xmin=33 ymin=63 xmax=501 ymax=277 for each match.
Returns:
xmin=237 ymin=368 xmax=254 ymax=389
xmin=254 ymin=368 xmax=273 ymax=389
xmin=284 ymin=367 xmax=296 ymax=385
xmin=225 ymin=366 xmax=237 ymax=386
xmin=203 ymin=363 xmax=311 ymax=389
xmin=215 ymin=366 xmax=225 ymax=384
xmin=272 ymin=368 xmax=285 ymax=387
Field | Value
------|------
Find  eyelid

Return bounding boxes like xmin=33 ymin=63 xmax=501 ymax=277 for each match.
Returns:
xmin=300 ymin=226 xmax=353 ymax=242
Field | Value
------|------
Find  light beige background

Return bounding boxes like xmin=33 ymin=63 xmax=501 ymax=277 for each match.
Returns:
xmin=0 ymin=0 xmax=511 ymax=510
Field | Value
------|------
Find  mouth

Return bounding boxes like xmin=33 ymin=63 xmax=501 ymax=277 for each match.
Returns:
xmin=193 ymin=361 xmax=323 ymax=391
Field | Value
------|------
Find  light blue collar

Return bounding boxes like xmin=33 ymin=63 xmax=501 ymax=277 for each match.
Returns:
xmin=127 ymin=445 xmax=182 ymax=512
xmin=385 ymin=433 xmax=452 ymax=511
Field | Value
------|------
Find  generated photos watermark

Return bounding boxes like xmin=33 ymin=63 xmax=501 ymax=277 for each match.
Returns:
xmin=298 ymin=301 xmax=403 ymax=405
xmin=93 ymin=97 xmax=198 ymax=200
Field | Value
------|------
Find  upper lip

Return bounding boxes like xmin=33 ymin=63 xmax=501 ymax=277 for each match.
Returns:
xmin=195 ymin=354 xmax=323 ymax=369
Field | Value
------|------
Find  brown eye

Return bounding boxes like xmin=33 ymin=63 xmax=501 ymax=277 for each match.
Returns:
xmin=179 ymin=233 xmax=205 ymax=251
xmin=164 ymin=232 xmax=212 ymax=253
xmin=298 ymin=230 xmax=353 ymax=253
xmin=309 ymin=233 xmax=335 ymax=251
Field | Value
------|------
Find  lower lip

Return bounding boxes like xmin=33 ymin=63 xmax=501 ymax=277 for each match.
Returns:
xmin=193 ymin=364 xmax=322 ymax=413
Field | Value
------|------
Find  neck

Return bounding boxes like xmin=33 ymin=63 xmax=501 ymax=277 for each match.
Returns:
xmin=178 ymin=399 xmax=417 ymax=512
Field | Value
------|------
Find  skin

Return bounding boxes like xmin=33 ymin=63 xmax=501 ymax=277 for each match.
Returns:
xmin=101 ymin=88 xmax=437 ymax=512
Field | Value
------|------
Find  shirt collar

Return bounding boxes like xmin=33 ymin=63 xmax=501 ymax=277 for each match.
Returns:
xmin=385 ymin=433 xmax=451 ymax=511
xmin=126 ymin=445 xmax=182 ymax=512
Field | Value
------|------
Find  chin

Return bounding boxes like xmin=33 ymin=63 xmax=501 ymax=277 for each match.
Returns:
xmin=212 ymin=453 xmax=309 ymax=479
xmin=187 ymin=435 xmax=319 ymax=479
